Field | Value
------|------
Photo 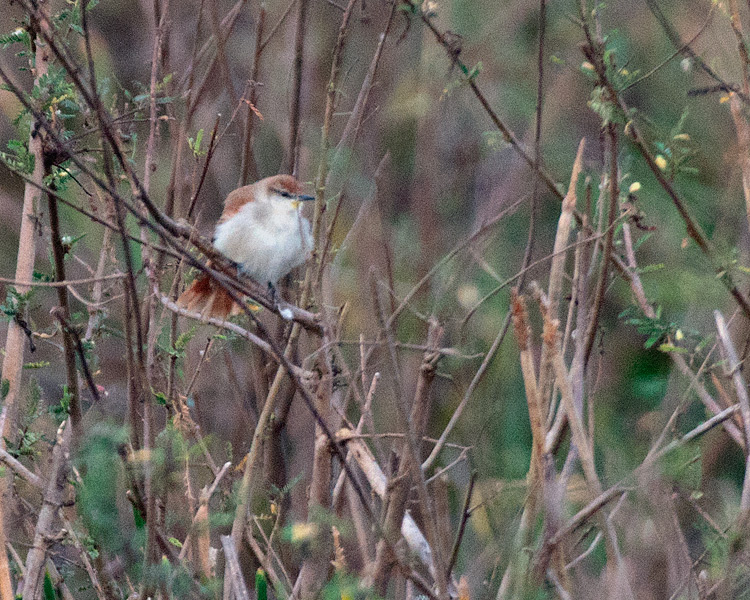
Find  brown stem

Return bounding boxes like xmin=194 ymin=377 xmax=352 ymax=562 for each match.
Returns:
xmin=294 ymin=352 xmax=335 ymax=599
xmin=583 ymin=124 xmax=618 ymax=365
xmin=288 ymin=0 xmax=308 ymax=176
xmin=412 ymin=1 xmax=562 ymax=200
xmin=47 ymin=190 xmax=82 ymax=435
xmin=239 ymin=3 xmax=265 ymax=186
xmin=446 ymin=472 xmax=477 ymax=576
xmin=0 ymin=7 xmax=52 ymax=597
xmin=21 ymin=422 xmax=72 ymax=600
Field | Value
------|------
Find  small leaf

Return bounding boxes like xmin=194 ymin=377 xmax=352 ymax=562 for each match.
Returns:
xmin=256 ymin=569 xmax=268 ymax=600
xmin=132 ymin=504 xmax=146 ymax=530
xmin=43 ymin=570 xmax=57 ymax=600
xmin=657 ymin=343 xmax=687 ymax=354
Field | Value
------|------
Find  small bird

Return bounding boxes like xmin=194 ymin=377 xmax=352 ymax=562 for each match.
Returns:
xmin=177 ymin=174 xmax=314 ymax=319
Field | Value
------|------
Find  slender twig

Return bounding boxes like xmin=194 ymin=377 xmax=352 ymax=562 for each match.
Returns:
xmin=50 ymin=308 xmax=102 ymax=404
xmin=729 ymin=92 xmax=750 ymax=235
xmin=157 ymin=288 xmax=308 ymax=376
xmin=728 ymin=0 xmax=750 ymax=98
xmin=411 ymin=1 xmax=562 ymax=200
xmin=288 ymin=0 xmax=308 ymax=176
xmin=0 ymin=9 xmax=53 ymax=597
xmin=22 ymin=421 xmax=72 ymax=600
xmin=423 ymin=315 xmax=510 ymax=473
xmin=714 ymin=311 xmax=750 ymax=527
xmin=446 ymin=472 xmax=477 ymax=575
xmin=0 ymin=274 xmax=124 ymax=288
xmin=643 ymin=0 xmax=750 ymax=104
xmin=47 ymin=186 xmax=82 ymax=435
xmin=61 ymin=518 xmax=109 ymax=600
xmin=259 ymin=0 xmax=296 ymax=52
xmin=518 ymin=0 xmax=547 ymax=315
xmin=620 ymin=7 xmax=715 ymax=92
xmin=538 ymin=139 xmax=585 ymax=414
xmin=178 ymin=462 xmax=231 ymax=565
xmin=335 ymin=1 xmax=398 ymax=152
xmin=0 ymin=448 xmax=46 ymax=490
xmin=187 ymin=115 xmax=221 ymax=219
xmin=221 ymin=536 xmax=251 ymax=600
xmin=209 ymin=0 xmax=239 ymax=108
xmin=239 ymin=3 xmax=265 ymax=186
xmin=583 ymin=124 xmax=618 ymax=365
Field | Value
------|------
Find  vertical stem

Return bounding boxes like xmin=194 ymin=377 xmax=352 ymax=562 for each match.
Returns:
xmin=583 ymin=123 xmax=618 ymax=365
xmin=239 ymin=2 xmax=265 ymax=186
xmin=140 ymin=0 xmax=170 ymax=588
xmin=47 ymin=189 xmax=82 ymax=435
xmin=21 ymin=422 xmax=72 ymax=600
xmin=0 ymin=5 xmax=51 ymax=597
xmin=288 ymin=0 xmax=308 ymax=176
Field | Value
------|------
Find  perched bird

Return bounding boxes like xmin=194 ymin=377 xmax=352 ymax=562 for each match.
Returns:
xmin=177 ymin=174 xmax=314 ymax=319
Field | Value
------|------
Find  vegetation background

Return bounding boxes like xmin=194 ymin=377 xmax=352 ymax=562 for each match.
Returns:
xmin=1 ymin=0 xmax=750 ymax=598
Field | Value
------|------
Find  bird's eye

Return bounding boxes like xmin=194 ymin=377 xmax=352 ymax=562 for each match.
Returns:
xmin=272 ymin=188 xmax=292 ymax=198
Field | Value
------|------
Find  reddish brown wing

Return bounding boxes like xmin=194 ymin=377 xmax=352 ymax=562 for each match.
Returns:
xmin=219 ymin=184 xmax=256 ymax=224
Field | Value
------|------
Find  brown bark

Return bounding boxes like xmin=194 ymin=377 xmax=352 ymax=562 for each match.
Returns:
xmin=0 ymin=5 xmax=51 ymax=597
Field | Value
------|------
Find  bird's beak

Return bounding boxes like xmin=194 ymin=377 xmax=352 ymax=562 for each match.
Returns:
xmin=292 ymin=194 xmax=315 ymax=209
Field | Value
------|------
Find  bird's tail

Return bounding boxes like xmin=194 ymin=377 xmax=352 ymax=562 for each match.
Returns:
xmin=177 ymin=271 xmax=241 ymax=320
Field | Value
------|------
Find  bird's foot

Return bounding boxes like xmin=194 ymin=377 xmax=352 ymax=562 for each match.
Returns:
xmin=269 ymin=282 xmax=294 ymax=321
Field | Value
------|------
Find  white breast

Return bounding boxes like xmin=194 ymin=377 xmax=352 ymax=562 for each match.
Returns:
xmin=213 ymin=200 xmax=313 ymax=284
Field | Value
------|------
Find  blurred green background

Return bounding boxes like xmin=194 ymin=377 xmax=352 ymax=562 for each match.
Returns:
xmin=2 ymin=0 xmax=750 ymax=593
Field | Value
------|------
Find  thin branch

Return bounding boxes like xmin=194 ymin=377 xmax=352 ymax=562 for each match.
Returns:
xmin=221 ymin=536 xmax=251 ymax=600
xmin=22 ymin=421 xmax=72 ymax=600
xmin=583 ymin=124 xmax=617 ymax=365
xmin=239 ymin=3 xmax=265 ymax=186
xmin=446 ymin=472 xmax=477 ymax=576
xmin=287 ymin=0 xmax=308 ymax=175
xmin=47 ymin=188 xmax=82 ymax=434
xmin=0 ymin=8 xmax=53 ymax=596
xmin=714 ymin=311 xmax=750 ymax=526
xmin=412 ymin=2 xmax=562 ymax=200
xmin=0 ymin=448 xmax=46 ymax=490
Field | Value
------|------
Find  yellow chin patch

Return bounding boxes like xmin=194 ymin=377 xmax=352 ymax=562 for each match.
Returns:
xmin=291 ymin=200 xmax=301 ymax=209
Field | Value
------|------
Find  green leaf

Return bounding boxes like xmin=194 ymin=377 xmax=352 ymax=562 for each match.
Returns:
xmin=636 ymin=263 xmax=665 ymax=274
xmin=174 ymin=326 xmax=196 ymax=352
xmin=43 ymin=570 xmax=57 ymax=600
xmin=49 ymin=386 xmax=72 ymax=423
xmin=657 ymin=343 xmax=687 ymax=354
xmin=0 ymin=27 xmax=30 ymax=49
xmin=466 ymin=61 xmax=482 ymax=82
xmin=256 ymin=569 xmax=267 ymax=600
xmin=481 ymin=131 xmax=510 ymax=154
xmin=132 ymin=504 xmax=146 ymax=530
xmin=188 ymin=129 xmax=205 ymax=156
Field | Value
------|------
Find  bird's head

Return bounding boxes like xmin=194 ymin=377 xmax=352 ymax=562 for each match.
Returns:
xmin=261 ymin=174 xmax=315 ymax=209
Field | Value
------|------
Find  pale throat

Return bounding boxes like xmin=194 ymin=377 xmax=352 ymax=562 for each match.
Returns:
xmin=213 ymin=194 xmax=312 ymax=284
